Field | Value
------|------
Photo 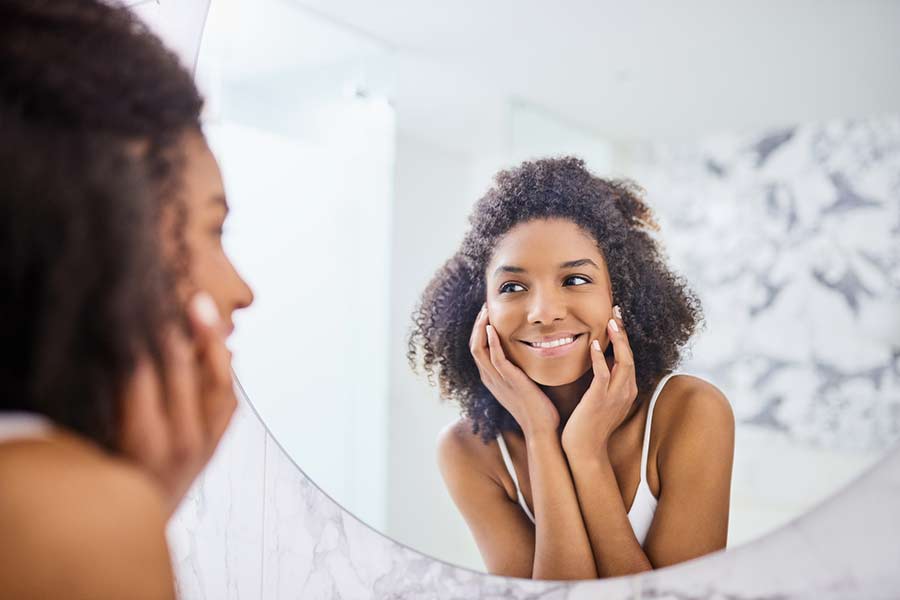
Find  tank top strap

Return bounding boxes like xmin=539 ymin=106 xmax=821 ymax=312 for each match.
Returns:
xmin=496 ymin=432 xmax=536 ymax=523
xmin=639 ymin=372 xmax=680 ymax=484
xmin=0 ymin=411 xmax=53 ymax=443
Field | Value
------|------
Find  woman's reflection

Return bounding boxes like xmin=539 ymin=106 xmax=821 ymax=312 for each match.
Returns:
xmin=409 ymin=157 xmax=735 ymax=579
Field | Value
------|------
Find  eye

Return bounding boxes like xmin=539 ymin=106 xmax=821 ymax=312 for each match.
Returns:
xmin=564 ymin=275 xmax=591 ymax=286
xmin=499 ymin=282 xmax=526 ymax=294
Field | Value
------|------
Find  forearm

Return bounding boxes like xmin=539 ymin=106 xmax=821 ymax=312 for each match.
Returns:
xmin=524 ymin=432 xmax=598 ymax=580
xmin=568 ymin=452 xmax=653 ymax=577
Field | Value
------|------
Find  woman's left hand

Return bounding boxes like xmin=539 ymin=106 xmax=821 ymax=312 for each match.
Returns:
xmin=561 ymin=307 xmax=638 ymax=459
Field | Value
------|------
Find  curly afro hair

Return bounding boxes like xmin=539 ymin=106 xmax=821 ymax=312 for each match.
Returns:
xmin=0 ymin=0 xmax=205 ymax=276
xmin=0 ymin=0 xmax=205 ymax=448
xmin=1 ymin=114 xmax=172 ymax=451
xmin=0 ymin=0 xmax=202 ymax=137
xmin=408 ymin=157 xmax=703 ymax=442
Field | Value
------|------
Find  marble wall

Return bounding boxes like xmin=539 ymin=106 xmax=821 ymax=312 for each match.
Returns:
xmin=629 ymin=115 xmax=900 ymax=453
xmin=168 ymin=383 xmax=900 ymax=599
xmin=626 ymin=115 xmax=900 ymax=545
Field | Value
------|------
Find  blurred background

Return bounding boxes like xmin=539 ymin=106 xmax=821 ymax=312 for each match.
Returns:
xmin=185 ymin=0 xmax=900 ymax=571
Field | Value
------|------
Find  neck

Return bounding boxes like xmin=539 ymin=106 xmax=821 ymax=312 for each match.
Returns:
xmin=540 ymin=369 xmax=592 ymax=427
xmin=539 ymin=356 xmax=647 ymax=434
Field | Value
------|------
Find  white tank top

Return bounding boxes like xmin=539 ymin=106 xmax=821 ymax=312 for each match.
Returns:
xmin=496 ymin=372 xmax=681 ymax=546
xmin=0 ymin=412 xmax=54 ymax=444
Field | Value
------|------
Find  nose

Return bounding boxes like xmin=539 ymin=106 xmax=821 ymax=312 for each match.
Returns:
xmin=232 ymin=264 xmax=255 ymax=311
xmin=527 ymin=285 xmax=567 ymax=325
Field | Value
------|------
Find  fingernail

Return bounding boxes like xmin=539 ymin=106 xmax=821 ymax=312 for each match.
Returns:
xmin=192 ymin=292 xmax=220 ymax=327
xmin=613 ymin=305 xmax=623 ymax=320
xmin=480 ymin=303 xmax=487 ymax=315
xmin=592 ymin=339 xmax=601 ymax=351
xmin=609 ymin=318 xmax=619 ymax=333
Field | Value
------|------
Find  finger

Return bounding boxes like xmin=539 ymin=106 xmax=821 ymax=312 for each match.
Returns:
xmin=119 ymin=355 xmax=169 ymax=472
xmin=470 ymin=305 xmax=501 ymax=381
xmin=468 ymin=304 xmax=488 ymax=357
xmin=486 ymin=324 xmax=523 ymax=384
xmin=607 ymin=312 xmax=637 ymax=399
xmin=586 ymin=337 xmax=611 ymax=397
xmin=186 ymin=292 xmax=236 ymax=446
xmin=161 ymin=326 xmax=204 ymax=465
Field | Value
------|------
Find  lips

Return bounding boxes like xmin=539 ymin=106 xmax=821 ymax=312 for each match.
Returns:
xmin=519 ymin=333 xmax=585 ymax=357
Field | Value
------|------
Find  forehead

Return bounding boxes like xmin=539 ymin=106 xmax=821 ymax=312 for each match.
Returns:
xmin=488 ymin=218 xmax=604 ymax=272
xmin=180 ymin=130 xmax=225 ymax=203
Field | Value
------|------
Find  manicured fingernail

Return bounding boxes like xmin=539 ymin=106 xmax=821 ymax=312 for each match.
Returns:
xmin=480 ymin=304 xmax=487 ymax=315
xmin=613 ymin=305 xmax=623 ymax=320
xmin=192 ymin=292 xmax=220 ymax=327
xmin=592 ymin=339 xmax=601 ymax=351
xmin=609 ymin=318 xmax=619 ymax=333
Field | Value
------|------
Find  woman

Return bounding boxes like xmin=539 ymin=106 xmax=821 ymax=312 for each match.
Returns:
xmin=0 ymin=1 xmax=253 ymax=597
xmin=409 ymin=157 xmax=735 ymax=579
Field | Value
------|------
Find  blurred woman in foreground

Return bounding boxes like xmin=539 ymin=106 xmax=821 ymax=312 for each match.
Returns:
xmin=0 ymin=1 xmax=253 ymax=597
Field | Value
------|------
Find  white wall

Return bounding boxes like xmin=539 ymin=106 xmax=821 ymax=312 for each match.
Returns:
xmin=384 ymin=135 xmax=488 ymax=570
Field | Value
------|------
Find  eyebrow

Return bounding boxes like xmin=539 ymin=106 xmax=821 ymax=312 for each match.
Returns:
xmin=492 ymin=258 xmax=600 ymax=277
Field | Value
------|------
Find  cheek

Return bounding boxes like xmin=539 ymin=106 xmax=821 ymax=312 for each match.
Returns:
xmin=183 ymin=236 xmax=225 ymax=292
xmin=486 ymin=304 xmax=517 ymax=338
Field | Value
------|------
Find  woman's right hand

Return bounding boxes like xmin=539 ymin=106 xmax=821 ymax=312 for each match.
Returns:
xmin=118 ymin=292 xmax=237 ymax=518
xmin=469 ymin=304 xmax=559 ymax=438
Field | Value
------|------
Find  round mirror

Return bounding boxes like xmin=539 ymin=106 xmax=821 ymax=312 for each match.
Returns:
xmin=196 ymin=0 xmax=900 ymax=573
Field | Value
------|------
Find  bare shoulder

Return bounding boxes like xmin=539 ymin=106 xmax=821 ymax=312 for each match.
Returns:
xmin=437 ymin=417 xmax=507 ymax=493
xmin=0 ymin=434 xmax=174 ymax=599
xmin=653 ymin=375 xmax=734 ymax=460
xmin=654 ymin=374 xmax=733 ymax=426
xmin=437 ymin=418 xmax=494 ymax=472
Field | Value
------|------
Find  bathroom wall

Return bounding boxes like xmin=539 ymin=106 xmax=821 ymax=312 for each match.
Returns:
xmin=625 ymin=114 xmax=900 ymax=543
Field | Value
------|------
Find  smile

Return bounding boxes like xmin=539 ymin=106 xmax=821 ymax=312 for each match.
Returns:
xmin=520 ymin=333 xmax=585 ymax=357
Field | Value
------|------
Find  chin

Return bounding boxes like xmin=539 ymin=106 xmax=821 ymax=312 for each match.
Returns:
xmin=524 ymin=360 xmax=592 ymax=388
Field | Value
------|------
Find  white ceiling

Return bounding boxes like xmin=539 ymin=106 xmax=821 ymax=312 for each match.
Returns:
xmin=287 ymin=0 xmax=900 ymax=153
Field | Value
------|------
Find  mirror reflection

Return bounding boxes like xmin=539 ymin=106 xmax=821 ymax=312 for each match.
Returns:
xmin=197 ymin=0 xmax=900 ymax=576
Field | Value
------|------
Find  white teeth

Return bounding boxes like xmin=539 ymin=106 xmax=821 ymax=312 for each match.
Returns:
xmin=530 ymin=336 xmax=575 ymax=349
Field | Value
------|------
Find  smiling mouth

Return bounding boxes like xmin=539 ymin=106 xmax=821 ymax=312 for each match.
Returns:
xmin=521 ymin=333 xmax=585 ymax=349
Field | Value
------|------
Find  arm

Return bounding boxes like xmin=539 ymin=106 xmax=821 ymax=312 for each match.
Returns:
xmin=119 ymin=291 xmax=237 ymax=517
xmin=568 ymin=451 xmax=653 ymax=576
xmin=447 ymin=304 xmax=597 ymax=580
xmin=562 ymin=315 xmax=654 ymax=576
xmin=437 ymin=422 xmax=596 ymax=580
xmin=438 ymin=423 xmax=536 ymax=578
xmin=563 ymin=313 xmax=735 ymax=576
xmin=524 ymin=430 xmax=599 ymax=580
xmin=642 ymin=383 xmax=734 ymax=567
xmin=571 ymin=384 xmax=734 ymax=575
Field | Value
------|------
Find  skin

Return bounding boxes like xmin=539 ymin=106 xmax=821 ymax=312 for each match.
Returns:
xmin=0 ymin=128 xmax=253 ymax=598
xmin=437 ymin=218 xmax=735 ymax=579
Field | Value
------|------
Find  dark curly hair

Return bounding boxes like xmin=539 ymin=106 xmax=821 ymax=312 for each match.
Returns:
xmin=0 ymin=0 xmax=204 ymax=274
xmin=1 ymin=115 xmax=171 ymax=450
xmin=408 ymin=157 xmax=703 ymax=442
xmin=0 ymin=0 xmax=205 ymax=449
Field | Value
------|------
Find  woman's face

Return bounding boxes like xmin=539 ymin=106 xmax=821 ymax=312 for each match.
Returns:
xmin=177 ymin=130 xmax=254 ymax=336
xmin=485 ymin=218 xmax=614 ymax=387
